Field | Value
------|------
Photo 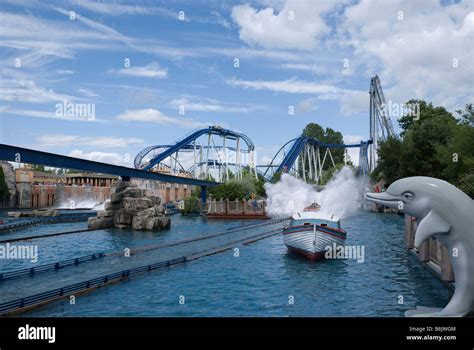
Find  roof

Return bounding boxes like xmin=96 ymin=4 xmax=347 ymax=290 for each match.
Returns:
xmin=291 ymin=210 xmax=340 ymax=222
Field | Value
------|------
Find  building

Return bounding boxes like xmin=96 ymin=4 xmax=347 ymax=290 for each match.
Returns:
xmin=11 ymin=166 xmax=195 ymax=209
xmin=14 ymin=168 xmax=118 ymax=208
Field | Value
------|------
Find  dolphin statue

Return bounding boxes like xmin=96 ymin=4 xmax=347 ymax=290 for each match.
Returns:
xmin=365 ymin=176 xmax=474 ymax=317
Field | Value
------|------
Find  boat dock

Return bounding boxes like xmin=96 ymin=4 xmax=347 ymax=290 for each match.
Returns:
xmin=206 ymin=198 xmax=268 ymax=219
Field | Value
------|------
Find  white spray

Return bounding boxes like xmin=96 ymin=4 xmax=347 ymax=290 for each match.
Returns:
xmin=57 ymin=199 xmax=105 ymax=210
xmin=265 ymin=166 xmax=362 ymax=219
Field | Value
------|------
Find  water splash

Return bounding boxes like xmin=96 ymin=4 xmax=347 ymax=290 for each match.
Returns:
xmin=265 ymin=166 xmax=363 ymax=219
xmin=57 ymin=199 xmax=105 ymax=210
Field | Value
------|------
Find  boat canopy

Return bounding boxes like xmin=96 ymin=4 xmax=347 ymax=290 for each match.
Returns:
xmin=291 ymin=210 xmax=340 ymax=223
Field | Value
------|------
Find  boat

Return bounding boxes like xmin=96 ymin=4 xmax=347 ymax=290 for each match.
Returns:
xmin=283 ymin=210 xmax=347 ymax=261
xmin=303 ymin=202 xmax=321 ymax=212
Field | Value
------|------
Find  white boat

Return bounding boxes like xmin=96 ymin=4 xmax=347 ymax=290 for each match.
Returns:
xmin=283 ymin=210 xmax=347 ymax=261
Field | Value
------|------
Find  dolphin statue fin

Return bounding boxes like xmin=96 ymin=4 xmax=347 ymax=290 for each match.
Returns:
xmin=414 ymin=209 xmax=451 ymax=248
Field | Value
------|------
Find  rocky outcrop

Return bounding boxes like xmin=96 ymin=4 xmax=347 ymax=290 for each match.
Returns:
xmin=87 ymin=181 xmax=170 ymax=231
xmin=0 ymin=161 xmax=16 ymax=208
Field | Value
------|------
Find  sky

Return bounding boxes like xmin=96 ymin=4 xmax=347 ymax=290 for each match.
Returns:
xmin=1 ymin=0 xmax=473 ymax=168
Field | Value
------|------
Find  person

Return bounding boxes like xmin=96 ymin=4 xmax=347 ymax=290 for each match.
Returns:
xmin=251 ymin=199 xmax=257 ymax=211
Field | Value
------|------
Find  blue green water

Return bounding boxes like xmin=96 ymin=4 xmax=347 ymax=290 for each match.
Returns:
xmin=0 ymin=211 xmax=449 ymax=316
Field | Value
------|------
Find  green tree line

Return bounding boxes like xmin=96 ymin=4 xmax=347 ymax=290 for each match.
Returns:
xmin=373 ymin=101 xmax=474 ymax=197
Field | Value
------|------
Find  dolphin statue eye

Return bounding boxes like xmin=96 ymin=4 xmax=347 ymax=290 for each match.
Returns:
xmin=402 ymin=192 xmax=414 ymax=200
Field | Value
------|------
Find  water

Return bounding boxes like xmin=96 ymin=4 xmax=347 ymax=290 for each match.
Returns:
xmin=0 ymin=211 xmax=450 ymax=317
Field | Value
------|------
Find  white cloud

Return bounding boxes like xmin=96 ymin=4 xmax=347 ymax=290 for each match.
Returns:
xmin=68 ymin=149 xmax=132 ymax=167
xmin=56 ymin=69 xmax=75 ymax=75
xmin=231 ymin=1 xmax=335 ymax=50
xmin=341 ymin=0 xmax=474 ymax=110
xmin=228 ymin=77 xmax=343 ymax=94
xmin=37 ymin=135 xmax=143 ymax=148
xmin=339 ymin=90 xmax=369 ymax=116
xmin=109 ymin=62 xmax=168 ymax=79
xmin=70 ymin=1 xmax=175 ymax=17
xmin=297 ymin=97 xmax=319 ymax=113
xmin=115 ymin=109 xmax=207 ymax=128
xmin=168 ymin=97 xmax=265 ymax=113
xmin=343 ymin=134 xmax=367 ymax=166
xmin=228 ymin=77 xmax=370 ymax=116
xmin=78 ymin=88 xmax=99 ymax=98
xmin=0 ymin=78 xmax=76 ymax=103
xmin=0 ymin=107 xmax=104 ymax=122
xmin=279 ymin=63 xmax=327 ymax=75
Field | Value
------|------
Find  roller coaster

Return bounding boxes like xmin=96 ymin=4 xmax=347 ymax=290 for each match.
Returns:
xmin=134 ymin=126 xmax=258 ymax=182
xmin=134 ymin=75 xmax=394 ymax=184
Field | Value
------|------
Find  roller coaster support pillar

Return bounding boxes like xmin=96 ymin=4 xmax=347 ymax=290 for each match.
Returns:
xmin=200 ymin=186 xmax=207 ymax=207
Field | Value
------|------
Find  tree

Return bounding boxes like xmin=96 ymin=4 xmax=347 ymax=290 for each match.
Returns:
xmin=208 ymin=178 xmax=257 ymax=200
xmin=301 ymin=123 xmax=344 ymax=175
xmin=456 ymin=104 xmax=474 ymax=126
xmin=372 ymin=136 xmax=403 ymax=184
xmin=375 ymin=100 xmax=473 ymax=197
xmin=182 ymin=196 xmax=201 ymax=214
xmin=398 ymin=99 xmax=454 ymax=137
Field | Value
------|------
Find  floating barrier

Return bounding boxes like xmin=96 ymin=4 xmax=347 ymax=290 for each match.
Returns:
xmin=0 ymin=212 xmax=96 ymax=232
xmin=0 ymin=226 xmax=284 ymax=316
xmin=0 ymin=217 xmax=290 ymax=283
xmin=0 ymin=228 xmax=101 ymax=244
xmin=0 ymin=253 xmax=105 ymax=283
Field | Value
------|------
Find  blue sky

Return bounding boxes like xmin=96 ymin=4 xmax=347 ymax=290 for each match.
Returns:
xmin=1 ymin=0 xmax=473 ymax=167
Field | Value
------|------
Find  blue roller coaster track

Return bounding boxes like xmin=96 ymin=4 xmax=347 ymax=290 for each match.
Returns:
xmin=134 ymin=126 xmax=257 ymax=182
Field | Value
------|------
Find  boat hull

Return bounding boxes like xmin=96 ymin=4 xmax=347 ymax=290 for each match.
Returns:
xmin=283 ymin=225 xmax=346 ymax=261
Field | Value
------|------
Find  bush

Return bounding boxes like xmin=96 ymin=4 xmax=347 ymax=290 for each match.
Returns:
xmin=457 ymin=173 xmax=474 ymax=199
xmin=182 ymin=196 xmax=201 ymax=214
xmin=208 ymin=178 xmax=256 ymax=200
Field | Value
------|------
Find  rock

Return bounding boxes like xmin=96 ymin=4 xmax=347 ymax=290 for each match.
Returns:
xmin=98 ymin=210 xmax=114 ymax=218
xmin=144 ymin=215 xmax=170 ymax=230
xmin=110 ymin=193 xmax=123 ymax=203
xmin=121 ymin=187 xmax=144 ymax=198
xmin=115 ymin=210 xmax=133 ymax=225
xmin=131 ymin=215 xmax=146 ymax=230
xmin=154 ymin=205 xmax=164 ymax=215
xmin=158 ymin=216 xmax=171 ymax=229
xmin=1 ymin=161 xmax=16 ymax=208
xmin=122 ymin=197 xmax=153 ymax=213
xmin=114 ymin=224 xmax=128 ymax=229
xmin=88 ymin=180 xmax=168 ymax=231
xmin=88 ymin=217 xmax=113 ymax=230
xmin=115 ymin=181 xmax=130 ymax=193
xmin=105 ymin=201 xmax=121 ymax=211
xmin=138 ymin=206 xmax=158 ymax=217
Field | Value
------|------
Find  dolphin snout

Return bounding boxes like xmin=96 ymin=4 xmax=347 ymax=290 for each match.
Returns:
xmin=365 ymin=192 xmax=400 ymax=209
